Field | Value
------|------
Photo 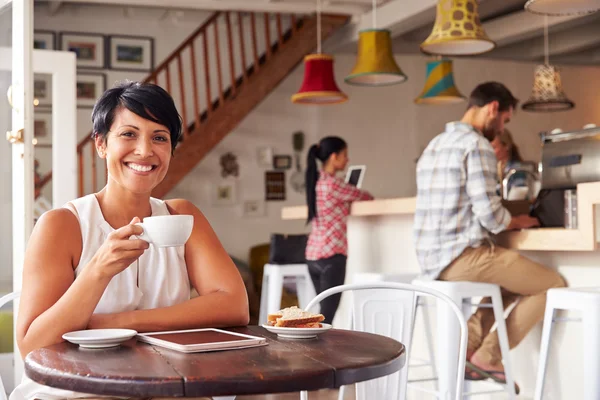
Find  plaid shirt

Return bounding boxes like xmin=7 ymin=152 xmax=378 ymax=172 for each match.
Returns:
xmin=413 ymin=122 xmax=511 ymax=279
xmin=306 ymin=171 xmax=374 ymax=260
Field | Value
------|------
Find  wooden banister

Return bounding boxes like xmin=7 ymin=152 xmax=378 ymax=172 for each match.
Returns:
xmin=40 ymin=9 xmax=324 ymax=198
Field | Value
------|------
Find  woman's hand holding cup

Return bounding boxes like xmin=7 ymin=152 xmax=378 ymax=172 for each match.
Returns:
xmin=89 ymin=217 xmax=149 ymax=280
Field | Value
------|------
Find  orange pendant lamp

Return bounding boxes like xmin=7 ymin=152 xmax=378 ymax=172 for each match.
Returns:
xmin=421 ymin=0 xmax=495 ymax=56
xmin=345 ymin=0 xmax=407 ymax=86
xmin=291 ymin=0 xmax=347 ymax=105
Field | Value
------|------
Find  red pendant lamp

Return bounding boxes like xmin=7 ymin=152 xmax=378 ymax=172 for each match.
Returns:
xmin=291 ymin=0 xmax=348 ymax=105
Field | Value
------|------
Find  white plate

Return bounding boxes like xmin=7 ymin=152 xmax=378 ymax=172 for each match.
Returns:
xmin=261 ymin=324 xmax=332 ymax=339
xmin=63 ymin=329 xmax=138 ymax=349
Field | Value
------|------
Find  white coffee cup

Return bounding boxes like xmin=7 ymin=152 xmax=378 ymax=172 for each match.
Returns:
xmin=135 ymin=215 xmax=194 ymax=247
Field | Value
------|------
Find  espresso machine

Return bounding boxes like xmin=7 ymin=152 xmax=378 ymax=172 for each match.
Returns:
xmin=531 ymin=125 xmax=600 ymax=228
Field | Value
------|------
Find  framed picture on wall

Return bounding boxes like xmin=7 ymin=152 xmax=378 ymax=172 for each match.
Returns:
xmin=33 ymin=73 xmax=52 ymax=108
xmin=76 ymin=72 xmax=107 ymax=108
xmin=212 ymin=181 xmax=237 ymax=206
xmin=265 ymin=171 xmax=286 ymax=201
xmin=34 ymin=111 xmax=52 ymax=145
xmin=34 ymin=30 xmax=56 ymax=50
xmin=108 ymin=35 xmax=154 ymax=72
xmin=59 ymin=32 xmax=106 ymax=69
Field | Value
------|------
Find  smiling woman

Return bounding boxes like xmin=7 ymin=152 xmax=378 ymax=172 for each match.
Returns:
xmin=11 ymin=82 xmax=250 ymax=400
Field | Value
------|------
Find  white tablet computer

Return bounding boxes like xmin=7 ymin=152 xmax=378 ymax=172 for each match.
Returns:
xmin=345 ymin=165 xmax=366 ymax=188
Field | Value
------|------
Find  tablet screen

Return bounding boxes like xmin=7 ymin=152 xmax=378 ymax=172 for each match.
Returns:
xmin=145 ymin=330 xmax=246 ymax=345
xmin=347 ymin=169 xmax=362 ymax=186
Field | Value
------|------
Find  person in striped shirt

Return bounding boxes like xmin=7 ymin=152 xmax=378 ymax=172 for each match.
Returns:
xmin=305 ymin=136 xmax=373 ymax=324
xmin=414 ymin=82 xmax=566 ymax=387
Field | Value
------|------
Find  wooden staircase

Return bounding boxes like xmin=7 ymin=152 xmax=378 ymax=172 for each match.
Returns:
xmin=37 ymin=11 xmax=349 ymax=199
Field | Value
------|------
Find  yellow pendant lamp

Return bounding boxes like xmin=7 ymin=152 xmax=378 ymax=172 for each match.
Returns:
xmin=421 ymin=0 xmax=495 ymax=56
xmin=291 ymin=0 xmax=347 ymax=105
xmin=522 ymin=17 xmax=574 ymax=112
xmin=345 ymin=0 xmax=407 ymax=86
xmin=525 ymin=0 xmax=600 ymax=15
xmin=415 ymin=59 xmax=465 ymax=105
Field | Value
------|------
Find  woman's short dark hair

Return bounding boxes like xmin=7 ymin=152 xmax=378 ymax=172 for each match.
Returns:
xmin=467 ymin=82 xmax=519 ymax=112
xmin=91 ymin=81 xmax=182 ymax=153
xmin=305 ymin=136 xmax=347 ymax=224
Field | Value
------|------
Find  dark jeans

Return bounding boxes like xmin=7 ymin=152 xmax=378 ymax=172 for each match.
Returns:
xmin=307 ymin=254 xmax=347 ymax=324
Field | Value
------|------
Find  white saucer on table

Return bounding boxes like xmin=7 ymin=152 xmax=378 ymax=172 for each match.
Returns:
xmin=63 ymin=329 xmax=138 ymax=349
xmin=261 ymin=324 xmax=332 ymax=339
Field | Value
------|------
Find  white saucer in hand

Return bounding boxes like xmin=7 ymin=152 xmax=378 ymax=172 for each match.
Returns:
xmin=63 ymin=329 xmax=138 ymax=349
xmin=261 ymin=324 xmax=332 ymax=339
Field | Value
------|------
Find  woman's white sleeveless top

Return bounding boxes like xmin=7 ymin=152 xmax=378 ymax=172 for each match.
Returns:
xmin=10 ymin=194 xmax=191 ymax=400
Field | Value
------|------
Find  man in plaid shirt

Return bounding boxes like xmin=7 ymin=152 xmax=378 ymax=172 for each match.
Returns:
xmin=414 ymin=82 xmax=566 ymax=384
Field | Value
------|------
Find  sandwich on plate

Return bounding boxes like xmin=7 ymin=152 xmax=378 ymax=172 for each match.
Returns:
xmin=267 ymin=306 xmax=325 ymax=328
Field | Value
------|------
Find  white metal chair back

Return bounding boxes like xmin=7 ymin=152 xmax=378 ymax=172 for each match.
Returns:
xmin=0 ymin=291 xmax=21 ymax=400
xmin=305 ymin=282 xmax=467 ymax=400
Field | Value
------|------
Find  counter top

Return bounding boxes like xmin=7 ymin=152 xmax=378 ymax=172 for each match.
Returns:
xmin=281 ymin=182 xmax=600 ymax=252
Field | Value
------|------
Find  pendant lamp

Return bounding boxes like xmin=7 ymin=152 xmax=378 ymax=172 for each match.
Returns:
xmin=421 ymin=0 xmax=495 ymax=56
xmin=525 ymin=0 xmax=600 ymax=15
xmin=291 ymin=0 xmax=347 ymax=105
xmin=522 ymin=17 xmax=574 ymax=112
xmin=415 ymin=59 xmax=465 ymax=105
xmin=345 ymin=0 xmax=407 ymax=86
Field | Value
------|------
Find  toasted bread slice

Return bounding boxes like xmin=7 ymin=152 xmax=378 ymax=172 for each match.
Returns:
xmin=271 ymin=306 xmax=325 ymax=327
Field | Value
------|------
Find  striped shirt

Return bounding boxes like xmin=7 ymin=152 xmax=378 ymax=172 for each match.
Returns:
xmin=413 ymin=122 xmax=511 ymax=279
xmin=306 ymin=171 xmax=373 ymax=260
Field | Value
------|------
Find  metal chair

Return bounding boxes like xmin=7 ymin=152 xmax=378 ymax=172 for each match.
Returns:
xmin=300 ymin=282 xmax=467 ymax=400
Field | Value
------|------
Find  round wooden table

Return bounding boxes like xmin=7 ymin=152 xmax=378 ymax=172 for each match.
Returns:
xmin=25 ymin=326 xmax=406 ymax=398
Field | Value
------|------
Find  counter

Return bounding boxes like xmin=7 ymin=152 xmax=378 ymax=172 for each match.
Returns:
xmin=281 ymin=181 xmax=600 ymax=399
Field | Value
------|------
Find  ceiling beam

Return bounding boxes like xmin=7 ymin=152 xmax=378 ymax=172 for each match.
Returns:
xmin=529 ymin=22 xmax=600 ymax=59
xmin=324 ymin=0 xmax=437 ymax=52
xmin=552 ymin=45 xmax=600 ymax=65
xmin=59 ymin=0 xmax=365 ymax=15
xmin=483 ymin=10 xmax=581 ymax=47
xmin=491 ymin=18 xmax=600 ymax=60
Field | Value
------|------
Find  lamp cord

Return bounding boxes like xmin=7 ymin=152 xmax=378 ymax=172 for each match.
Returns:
xmin=544 ymin=15 xmax=549 ymax=66
xmin=372 ymin=0 xmax=377 ymax=29
xmin=317 ymin=0 xmax=321 ymax=54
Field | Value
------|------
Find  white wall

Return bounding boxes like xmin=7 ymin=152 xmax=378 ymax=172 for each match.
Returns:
xmin=168 ymin=54 xmax=600 ymax=262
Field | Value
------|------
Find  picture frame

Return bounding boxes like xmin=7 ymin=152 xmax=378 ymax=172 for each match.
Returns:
xmin=273 ymin=155 xmax=292 ymax=170
xmin=34 ymin=30 xmax=56 ymax=50
xmin=34 ymin=73 xmax=52 ymax=108
xmin=243 ymin=200 xmax=266 ymax=218
xmin=108 ymin=35 xmax=155 ymax=72
xmin=265 ymin=171 xmax=286 ymax=201
xmin=76 ymin=72 xmax=107 ymax=108
xmin=34 ymin=111 xmax=52 ymax=145
xmin=257 ymin=146 xmax=273 ymax=168
xmin=212 ymin=181 xmax=237 ymax=206
xmin=59 ymin=31 xmax=106 ymax=69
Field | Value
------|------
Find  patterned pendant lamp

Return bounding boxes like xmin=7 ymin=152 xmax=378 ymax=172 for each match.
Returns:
xmin=522 ymin=17 xmax=574 ymax=112
xmin=345 ymin=0 xmax=407 ymax=86
xmin=415 ymin=59 xmax=465 ymax=105
xmin=421 ymin=0 xmax=495 ymax=56
xmin=291 ymin=0 xmax=347 ymax=104
xmin=525 ymin=0 xmax=600 ymax=15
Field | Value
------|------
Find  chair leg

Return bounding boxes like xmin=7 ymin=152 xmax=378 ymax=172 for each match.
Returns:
xmin=337 ymin=385 xmax=345 ymax=400
xmin=267 ymin=268 xmax=284 ymax=317
xmin=420 ymin=299 xmax=438 ymax=389
xmin=582 ymin=306 xmax=600 ymax=400
xmin=534 ymin=305 xmax=555 ymax=400
xmin=259 ymin=271 xmax=270 ymax=325
xmin=490 ymin=291 xmax=516 ymax=400
xmin=300 ymin=390 xmax=308 ymax=400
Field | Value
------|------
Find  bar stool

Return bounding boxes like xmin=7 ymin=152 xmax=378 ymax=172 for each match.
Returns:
xmin=258 ymin=263 xmax=317 ymax=325
xmin=412 ymin=279 xmax=517 ymax=400
xmin=535 ymin=287 xmax=600 ymax=400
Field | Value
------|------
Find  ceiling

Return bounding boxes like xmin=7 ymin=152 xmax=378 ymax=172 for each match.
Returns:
xmin=42 ymin=0 xmax=600 ymax=65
